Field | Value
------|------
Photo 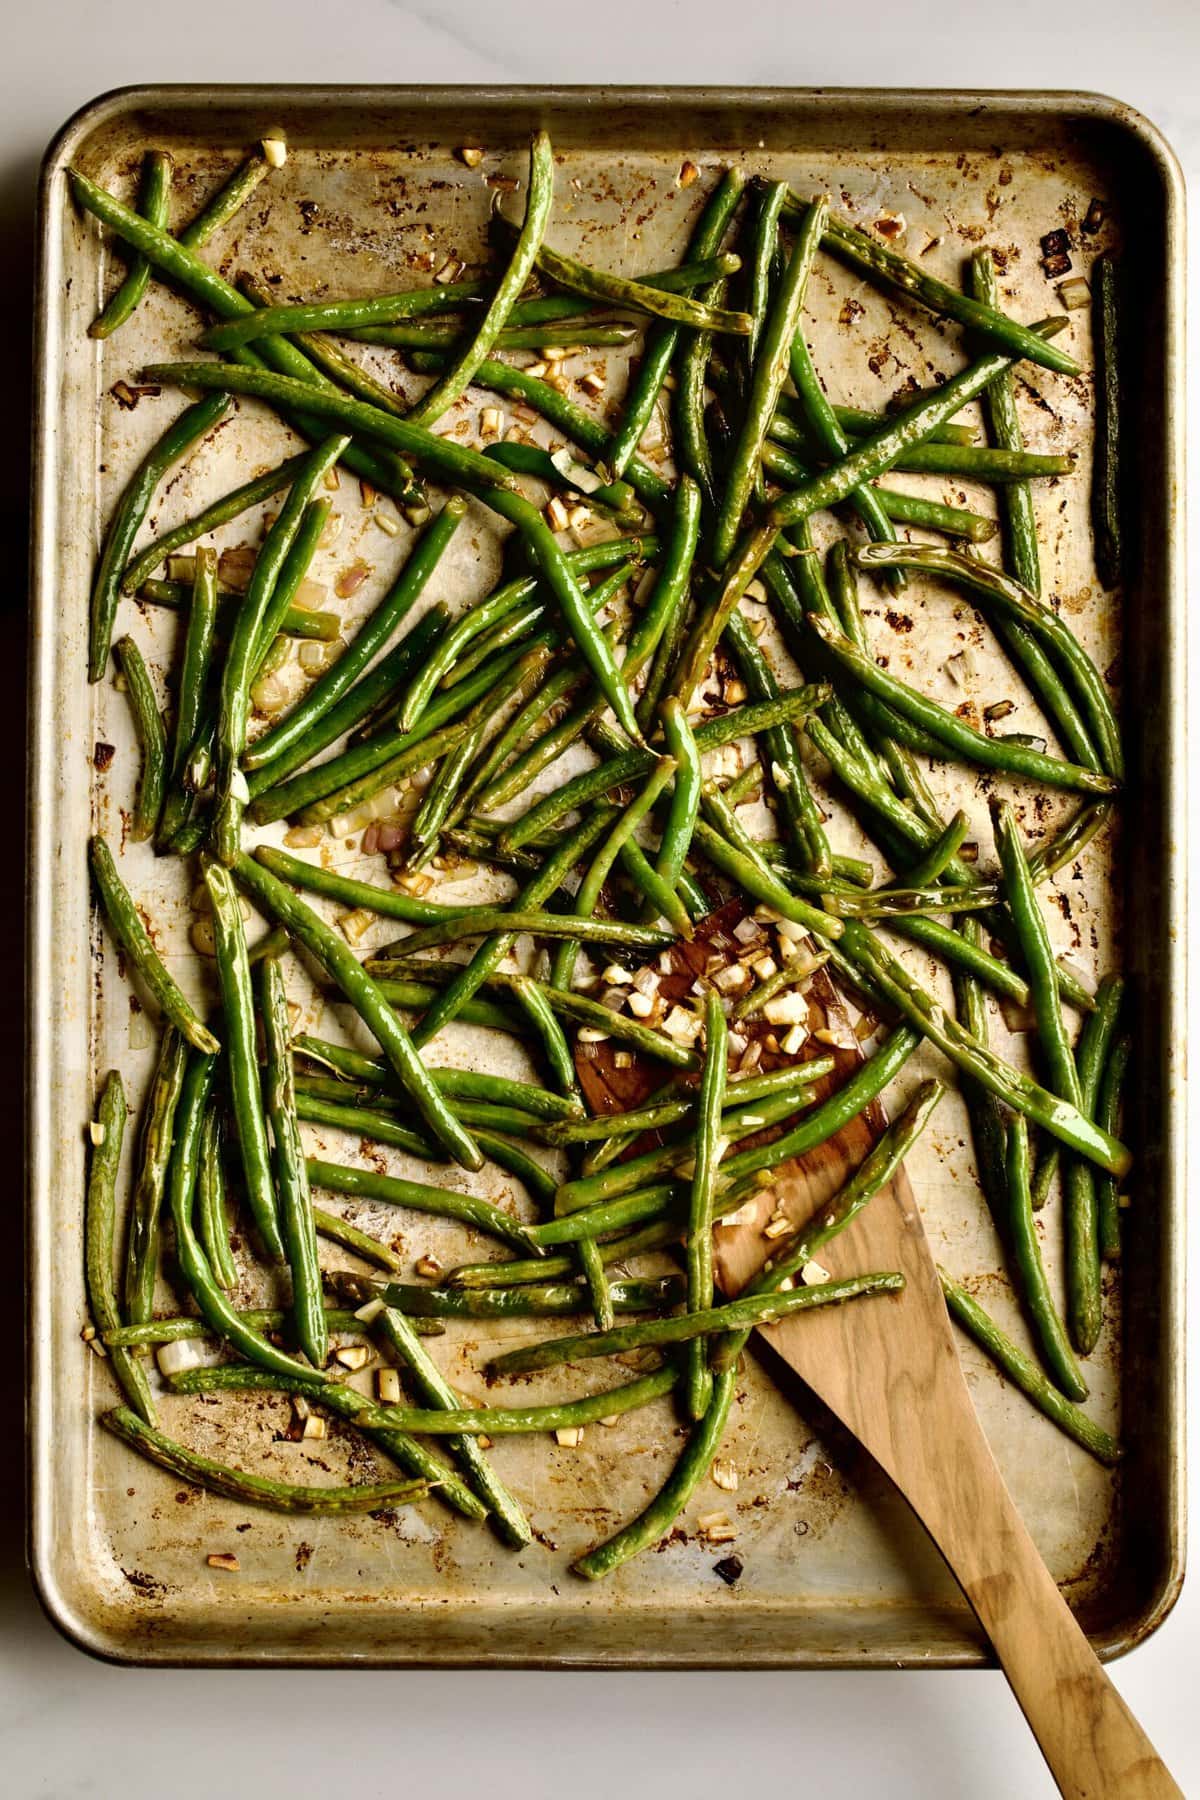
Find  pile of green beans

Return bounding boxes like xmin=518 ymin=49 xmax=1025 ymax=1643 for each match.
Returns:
xmin=77 ymin=128 xmax=1127 ymax=1572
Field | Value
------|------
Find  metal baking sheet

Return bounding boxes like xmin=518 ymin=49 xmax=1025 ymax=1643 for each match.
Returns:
xmin=28 ymin=85 xmax=1185 ymax=1667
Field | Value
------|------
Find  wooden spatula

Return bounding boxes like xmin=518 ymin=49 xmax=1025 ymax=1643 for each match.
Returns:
xmin=712 ymin=1066 xmax=1179 ymax=1800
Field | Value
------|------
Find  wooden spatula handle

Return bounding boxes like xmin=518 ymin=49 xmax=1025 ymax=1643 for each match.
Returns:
xmin=918 ymin=1443 xmax=1179 ymax=1799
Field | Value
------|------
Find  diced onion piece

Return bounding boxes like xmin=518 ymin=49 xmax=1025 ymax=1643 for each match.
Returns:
xmin=555 ymin=1427 xmax=585 ymax=1448
xmin=549 ymin=447 xmax=603 ymax=494
xmin=338 ymin=908 xmax=374 ymax=945
xmin=207 ymin=1552 xmax=241 ymax=1572
xmin=377 ymin=1367 xmax=402 ymax=1404
xmin=762 ymin=992 xmax=809 ymax=1026
xmin=335 ymin=1345 xmax=371 ymax=1372
xmin=781 ymin=1023 xmax=807 ymax=1056
xmin=301 ymin=1415 xmax=328 ymax=1441
xmin=261 ymin=132 xmax=288 ymax=169
xmin=335 ymin=560 xmax=371 ymax=600
xmin=710 ymin=1459 xmax=739 ymax=1492
xmin=299 ymin=639 xmax=337 ymax=673
xmin=1057 ymin=277 xmax=1091 ymax=310
xmin=354 ymin=1298 xmax=385 ymax=1323
xmin=156 ymin=1337 xmax=217 ymax=1377
xmin=457 ymin=146 xmax=484 ymax=168
xmin=801 ymin=1260 xmax=832 ymax=1285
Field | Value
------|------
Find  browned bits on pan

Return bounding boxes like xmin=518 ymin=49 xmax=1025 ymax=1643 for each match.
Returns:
xmin=677 ymin=161 xmax=699 ymax=188
xmin=206 ymin=1552 xmax=241 ymax=1573
xmin=1081 ymin=197 xmax=1107 ymax=235
xmin=713 ymin=1554 xmax=744 ymax=1585
xmin=93 ymin=741 xmax=116 ymax=771
xmin=1040 ymin=228 xmax=1072 ymax=278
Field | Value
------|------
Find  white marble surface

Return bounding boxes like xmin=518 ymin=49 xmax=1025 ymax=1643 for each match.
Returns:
xmin=2 ymin=4 xmax=1197 ymax=1795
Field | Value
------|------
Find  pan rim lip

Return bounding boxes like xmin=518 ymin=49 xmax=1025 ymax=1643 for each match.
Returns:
xmin=28 ymin=78 xmax=1186 ymax=1671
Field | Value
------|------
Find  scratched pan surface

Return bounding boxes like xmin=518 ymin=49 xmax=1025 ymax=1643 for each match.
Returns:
xmin=28 ymin=87 xmax=1183 ymax=1666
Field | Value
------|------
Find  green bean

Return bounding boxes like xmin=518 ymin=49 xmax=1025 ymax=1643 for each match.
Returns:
xmin=170 ymin=1357 xmax=482 ymax=1518
xmin=684 ymin=993 xmax=726 ymax=1419
xmin=937 ymin=1270 xmax=1119 ymax=1464
xmin=491 ymin=1270 xmax=903 ymax=1377
xmin=212 ymin=440 xmax=348 ymax=860
xmin=122 ymin=1026 xmax=188 ymax=1328
xmin=356 ymin=320 xmax=634 ymax=353
xmin=179 ymin=143 xmax=276 ymax=248
xmin=142 ymin=359 xmax=523 ymax=497
xmin=251 ymin=847 xmax=478 ymax=929
xmin=1091 ymin=254 xmax=1122 ymax=588
xmin=807 ymin=614 xmax=1115 ymax=796
xmin=448 ymin=1220 xmax=682 ymax=1288
xmin=169 ymin=1049 xmax=325 ymax=1381
xmin=197 ymin=1101 xmax=238 ymax=1291
xmin=246 ymin=607 xmax=448 ymax=803
xmin=102 ymin=1405 xmax=427 ymax=1513
xmin=300 ymin=1091 xmax=555 ymax=1205
xmin=832 ymin=400 xmax=976 ymax=445
xmin=607 ymin=170 xmax=746 ymax=478
xmin=887 ymin=915 xmax=1036 ymax=1009
xmin=113 ymin=636 xmax=167 ymax=841
xmin=482 ymin=441 xmax=641 ymax=522
xmin=692 ymin=818 xmax=844 ymax=937
xmin=409 ymin=130 xmax=554 ymax=427
xmin=527 ymin=1184 xmax=685 ymax=1245
xmin=89 ymin=150 xmax=171 ymax=339
xmin=674 ymin=262 xmax=728 ymax=509
xmin=260 ymin=955 xmax=326 ymax=1366
xmin=668 ymin=528 xmax=780 ymax=711
xmin=412 ymin=811 xmax=612 ymax=1048
xmin=714 ymin=195 xmax=826 ymax=566
xmin=247 ymin=497 xmax=467 ymax=771
xmin=178 ymin=1361 xmax=677 ymax=1441
xmin=375 ymin=1306 xmax=532 ymax=1547
xmin=991 ymin=795 xmax=1083 ymax=1108
xmin=788 ymin=327 xmax=904 ymax=582
xmin=105 ymin=1305 xmax=441 ymax=1348
xmin=769 ymin=350 xmax=1024 ymax=535
xmin=499 ymin=687 xmax=829 ymax=851
xmin=361 ymin=1276 xmax=682 ymax=1320
xmin=204 ymin=279 xmax=494 ymax=347
xmin=545 ymin=759 xmax=681 ymax=993
xmin=528 ymin=238 xmax=751 ymax=335
xmin=1061 ymin=975 xmax=1125 ymax=1347
xmin=802 ymin=207 xmax=1080 ymax=376
xmin=719 ymin=607 xmax=834 ymax=876
xmin=484 ymin=490 xmax=644 ymax=745
xmin=88 ymin=394 xmax=230 ymax=682
xmin=1005 ymin=1114 xmax=1088 ymax=1401
xmin=165 ymin=548 xmax=219 ymax=841
xmin=85 ymin=1071 xmax=157 ymax=1423
xmin=618 ymin=838 xmax=698 ymax=937
xmin=88 ymin=836 xmax=219 ymax=1053
xmin=634 ymin=476 xmax=703 ymax=730
xmin=201 ymin=857 xmax=284 ymax=1261
xmin=894 ymin=811 xmax=970 ymax=889
xmin=233 ymin=852 xmax=482 ymax=1169
xmin=398 ymin=541 xmax=648 ymax=734
xmin=772 ymin=476 xmax=996 ymax=543
xmin=950 ymin=913 xmax=1011 ymax=1239
xmin=1095 ymin=1032 xmax=1130 ymax=1260
xmin=305 ymin=1156 xmax=534 ymax=1255
xmin=294 ymin=1032 xmax=581 ymax=1121
xmin=469 ymin=613 xmax=632 ymax=812
xmin=410 ymin=645 xmax=554 ymax=854
xmin=508 ymin=975 xmax=583 ymax=1108
xmin=655 ymin=699 xmax=702 ymax=904
xmin=854 ymin=542 xmax=1122 ymax=781
xmin=137 ymin=575 xmax=340 ymax=641
xmin=573 ymin=1367 xmax=734 ymax=1579
xmin=555 ymin=1079 xmax=848 ymax=1216
xmin=491 ymin=973 xmax=701 ymax=1069
xmin=381 ymin=978 xmax=524 ymax=1036
xmin=746 ymin=178 xmax=787 ymax=362
xmin=311 ymin=1205 xmax=403 ymax=1272
xmin=835 ymin=922 xmax=1129 ymax=1177
xmin=295 ymin=1075 xmax=541 ymax=1141
xmin=405 ymin=350 xmax=672 ymax=513
xmin=970 ymin=249 xmax=1041 ymax=593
